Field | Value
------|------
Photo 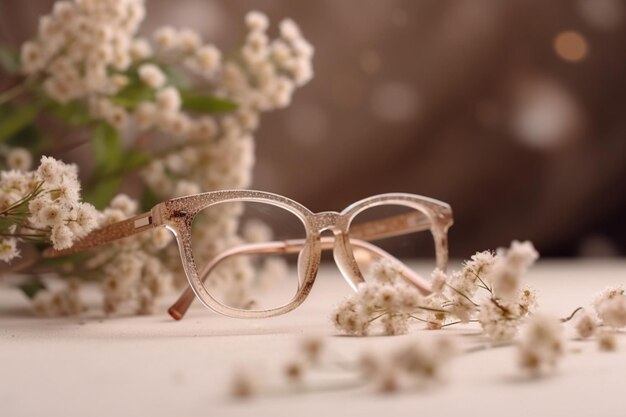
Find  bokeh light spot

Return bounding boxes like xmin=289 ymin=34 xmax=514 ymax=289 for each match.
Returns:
xmin=553 ymin=31 xmax=589 ymax=63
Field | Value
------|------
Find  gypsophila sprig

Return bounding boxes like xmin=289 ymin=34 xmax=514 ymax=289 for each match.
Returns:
xmin=0 ymin=154 xmax=98 ymax=262
xmin=1 ymin=1 xmax=312 ymax=317
xmin=517 ymin=314 xmax=565 ymax=375
xmin=229 ymin=335 xmax=458 ymax=398
xmin=332 ymin=240 xmax=539 ymax=341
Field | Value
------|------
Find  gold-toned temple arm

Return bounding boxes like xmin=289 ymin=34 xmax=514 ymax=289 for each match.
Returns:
xmin=168 ymin=236 xmax=431 ymax=321
xmin=349 ymin=211 xmax=432 ymax=242
xmin=42 ymin=211 xmax=158 ymax=258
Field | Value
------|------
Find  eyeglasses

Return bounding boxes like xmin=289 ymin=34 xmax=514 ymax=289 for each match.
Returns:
xmin=44 ymin=190 xmax=453 ymax=320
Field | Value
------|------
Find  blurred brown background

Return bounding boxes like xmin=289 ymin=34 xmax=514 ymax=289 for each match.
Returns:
xmin=2 ymin=0 xmax=626 ymax=259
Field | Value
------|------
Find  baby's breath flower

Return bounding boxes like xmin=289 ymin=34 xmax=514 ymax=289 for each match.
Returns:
xmin=0 ymin=238 xmax=19 ymax=262
xmin=300 ymin=337 xmax=324 ymax=364
xmin=370 ymin=258 xmax=403 ymax=284
xmin=7 ymin=148 xmax=33 ymax=171
xmin=110 ymin=193 xmax=138 ymax=217
xmin=138 ymin=63 xmax=166 ymax=89
xmin=283 ymin=360 xmax=307 ymax=383
xmin=574 ymin=309 xmax=597 ymax=338
xmin=231 ymin=367 xmax=261 ymax=399
xmin=245 ymin=11 xmax=270 ymax=32
xmin=593 ymin=286 xmax=626 ymax=328
xmin=479 ymin=299 xmax=520 ymax=342
xmin=517 ymin=314 xmax=564 ymax=375
xmin=597 ymin=330 xmax=617 ymax=352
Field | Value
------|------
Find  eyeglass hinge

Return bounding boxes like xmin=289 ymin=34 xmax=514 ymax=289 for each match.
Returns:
xmin=133 ymin=215 xmax=153 ymax=229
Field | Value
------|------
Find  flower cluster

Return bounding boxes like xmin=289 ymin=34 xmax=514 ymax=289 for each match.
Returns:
xmin=332 ymin=259 xmax=425 ymax=336
xmin=563 ymin=286 xmax=626 ymax=351
xmin=430 ymin=240 xmax=539 ymax=341
xmin=8 ymin=1 xmax=313 ymax=317
xmin=517 ymin=314 xmax=565 ymax=375
xmin=0 ymin=153 xmax=98 ymax=262
xmin=31 ymin=193 xmax=175 ymax=316
xmin=21 ymin=0 xmax=145 ymax=104
xmin=360 ymin=337 xmax=457 ymax=392
xmin=332 ymin=241 xmax=540 ymax=341
xmin=137 ymin=12 xmax=314 ymax=194
xmin=231 ymin=336 xmax=457 ymax=398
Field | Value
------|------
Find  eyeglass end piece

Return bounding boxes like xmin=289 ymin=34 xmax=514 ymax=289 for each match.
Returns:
xmin=168 ymin=307 xmax=184 ymax=321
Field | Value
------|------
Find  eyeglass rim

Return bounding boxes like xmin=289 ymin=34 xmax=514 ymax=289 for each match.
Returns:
xmin=162 ymin=190 xmax=452 ymax=319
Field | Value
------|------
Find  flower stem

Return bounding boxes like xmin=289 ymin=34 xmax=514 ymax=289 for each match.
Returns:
xmin=0 ymin=78 xmax=34 ymax=106
xmin=561 ymin=306 xmax=584 ymax=323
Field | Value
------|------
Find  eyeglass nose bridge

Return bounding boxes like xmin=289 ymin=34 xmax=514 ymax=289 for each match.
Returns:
xmin=310 ymin=211 xmax=365 ymax=291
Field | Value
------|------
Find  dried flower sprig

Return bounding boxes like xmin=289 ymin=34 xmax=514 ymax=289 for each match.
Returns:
xmin=0 ymin=0 xmax=313 ymax=317
xmin=0 ymin=153 xmax=99 ymax=262
xmin=230 ymin=335 xmax=458 ymax=399
xmin=332 ymin=240 xmax=540 ymax=341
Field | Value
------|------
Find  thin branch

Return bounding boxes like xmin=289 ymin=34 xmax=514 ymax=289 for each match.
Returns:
xmin=561 ymin=306 xmax=584 ymax=323
xmin=445 ymin=283 xmax=479 ymax=307
xmin=0 ymin=78 xmax=34 ymax=105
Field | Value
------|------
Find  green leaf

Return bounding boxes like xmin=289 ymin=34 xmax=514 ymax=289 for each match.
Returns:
xmin=48 ymin=100 xmax=92 ymax=126
xmin=84 ymin=177 xmax=122 ymax=210
xmin=92 ymin=123 xmax=122 ymax=175
xmin=0 ymin=102 xmax=39 ymax=143
xmin=110 ymin=81 xmax=154 ymax=111
xmin=162 ymin=65 xmax=189 ymax=89
xmin=18 ymin=277 xmax=46 ymax=299
xmin=0 ymin=43 xmax=19 ymax=74
xmin=122 ymin=150 xmax=151 ymax=170
xmin=180 ymin=90 xmax=238 ymax=114
xmin=140 ymin=187 xmax=160 ymax=211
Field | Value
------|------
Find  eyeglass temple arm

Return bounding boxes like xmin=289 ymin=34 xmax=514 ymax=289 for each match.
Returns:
xmin=42 ymin=206 xmax=434 ymax=259
xmin=348 ymin=211 xmax=434 ymax=241
xmin=42 ymin=210 xmax=159 ymax=258
xmin=168 ymin=236 xmax=431 ymax=321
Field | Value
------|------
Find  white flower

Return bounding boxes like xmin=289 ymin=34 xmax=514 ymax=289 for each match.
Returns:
xmin=507 ymin=240 xmax=539 ymax=269
xmin=151 ymin=227 xmax=173 ymax=250
xmin=231 ymin=367 xmax=261 ymax=398
xmin=20 ymin=41 xmax=46 ymax=73
xmin=194 ymin=45 xmax=221 ymax=75
xmin=177 ymin=28 xmax=202 ymax=53
xmin=51 ymin=224 xmax=75 ymax=250
xmin=7 ymin=148 xmax=33 ymax=171
xmin=381 ymin=313 xmax=410 ymax=335
xmin=36 ymin=156 xmax=64 ymax=186
xmin=370 ymin=258 xmax=403 ymax=284
xmin=138 ymin=63 xmax=166 ymax=89
xmin=597 ymin=330 xmax=618 ymax=352
xmin=134 ymin=102 xmax=157 ymax=130
xmin=574 ymin=309 xmax=597 ymax=338
xmin=0 ymin=238 xmax=20 ymax=262
xmin=479 ymin=299 xmax=520 ymax=342
xmin=332 ymin=298 xmax=370 ymax=336
xmin=593 ymin=286 xmax=626 ymax=328
xmin=279 ymin=19 xmax=302 ymax=42
xmin=449 ymin=297 xmax=476 ymax=323
xmin=156 ymin=86 xmax=181 ymax=112
xmin=489 ymin=241 xmax=539 ymax=302
xmin=38 ymin=205 xmax=64 ymax=227
xmin=517 ymin=314 xmax=564 ymax=375
xmin=153 ymin=25 xmax=177 ymax=50
xmin=245 ymin=11 xmax=269 ymax=32
xmin=597 ymin=296 xmax=626 ymax=328
xmin=242 ymin=219 xmax=272 ymax=243
xmin=110 ymin=194 xmax=138 ymax=217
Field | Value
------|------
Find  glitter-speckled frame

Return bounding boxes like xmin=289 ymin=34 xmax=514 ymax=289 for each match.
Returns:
xmin=44 ymin=190 xmax=453 ymax=321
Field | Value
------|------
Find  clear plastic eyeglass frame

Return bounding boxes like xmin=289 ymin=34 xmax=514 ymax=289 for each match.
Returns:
xmin=44 ymin=190 xmax=453 ymax=321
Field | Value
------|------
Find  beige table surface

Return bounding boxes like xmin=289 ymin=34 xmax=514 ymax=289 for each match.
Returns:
xmin=1 ymin=260 xmax=625 ymax=417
